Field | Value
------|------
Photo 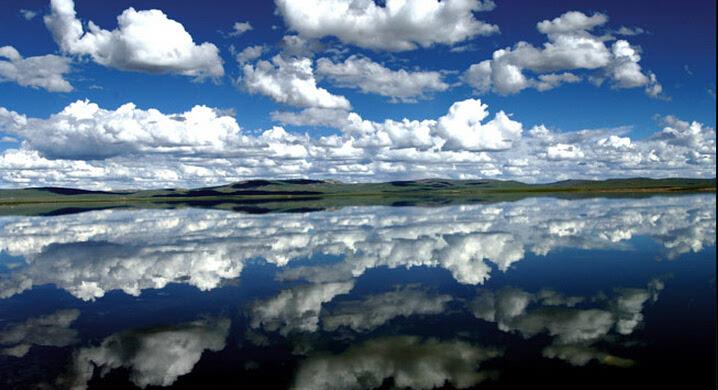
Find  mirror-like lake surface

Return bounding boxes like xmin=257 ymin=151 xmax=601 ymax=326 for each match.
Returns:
xmin=0 ymin=195 xmax=715 ymax=389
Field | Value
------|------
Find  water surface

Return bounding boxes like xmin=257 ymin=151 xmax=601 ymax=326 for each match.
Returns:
xmin=0 ymin=195 xmax=715 ymax=389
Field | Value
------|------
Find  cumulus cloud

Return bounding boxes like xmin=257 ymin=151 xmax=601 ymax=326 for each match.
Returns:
xmin=230 ymin=21 xmax=253 ymax=36
xmin=435 ymin=99 xmax=522 ymax=150
xmin=0 ymin=100 xmax=242 ymax=159
xmin=44 ymin=0 xmax=223 ymax=79
xmin=316 ymin=55 xmax=449 ymax=102
xmin=271 ymin=107 xmax=353 ymax=128
xmin=0 ymin=46 xmax=73 ymax=92
xmin=615 ymin=26 xmax=646 ymax=36
xmin=0 ymin=97 xmax=714 ymax=188
xmin=290 ymin=98 xmax=522 ymax=153
xmin=242 ymin=55 xmax=351 ymax=109
xmin=234 ymin=45 xmax=266 ymax=64
xmin=276 ymin=0 xmax=499 ymax=51
xmin=0 ymin=309 xmax=80 ymax=357
xmin=494 ymin=119 xmax=715 ymax=181
xmin=19 ymin=9 xmax=38 ymax=21
xmin=292 ymin=336 xmax=501 ymax=390
xmin=280 ymin=35 xmax=325 ymax=58
xmin=546 ymin=143 xmax=584 ymax=160
xmin=61 ymin=317 xmax=229 ymax=389
xmin=462 ymin=11 xmax=664 ymax=97
xmin=535 ymin=72 xmax=581 ymax=91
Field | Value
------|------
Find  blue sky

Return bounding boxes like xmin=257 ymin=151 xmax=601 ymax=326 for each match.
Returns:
xmin=0 ymin=0 xmax=715 ymax=188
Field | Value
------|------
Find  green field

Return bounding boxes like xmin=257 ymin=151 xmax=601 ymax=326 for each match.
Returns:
xmin=0 ymin=178 xmax=714 ymax=216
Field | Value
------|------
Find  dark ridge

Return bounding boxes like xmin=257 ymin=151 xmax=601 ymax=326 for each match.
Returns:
xmin=40 ymin=206 xmax=125 ymax=216
xmin=230 ymin=180 xmax=274 ymax=189
xmin=391 ymin=200 xmax=419 ymax=207
xmin=389 ymin=181 xmax=418 ymax=187
xmin=160 ymin=196 xmax=321 ymax=206
xmin=32 ymin=187 xmax=131 ymax=196
xmin=284 ymin=207 xmax=326 ymax=213
xmin=231 ymin=206 xmax=272 ymax=214
xmin=156 ymin=190 xmax=324 ymax=198
xmin=281 ymin=179 xmax=326 ymax=185
xmin=228 ymin=190 xmax=324 ymax=196
xmin=467 ymin=179 xmax=526 ymax=186
xmin=388 ymin=179 xmax=455 ymax=187
xmin=155 ymin=189 xmax=224 ymax=197
xmin=37 ymin=206 xmax=130 ymax=217
xmin=426 ymin=180 xmax=453 ymax=187
xmin=550 ymin=180 xmax=593 ymax=186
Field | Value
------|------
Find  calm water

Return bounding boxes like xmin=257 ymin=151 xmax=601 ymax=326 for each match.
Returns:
xmin=0 ymin=195 xmax=715 ymax=389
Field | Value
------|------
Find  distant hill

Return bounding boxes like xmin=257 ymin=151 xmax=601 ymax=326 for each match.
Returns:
xmin=0 ymin=177 xmax=714 ymax=216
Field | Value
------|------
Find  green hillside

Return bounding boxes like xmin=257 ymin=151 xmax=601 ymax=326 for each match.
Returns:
xmin=0 ymin=178 xmax=714 ymax=216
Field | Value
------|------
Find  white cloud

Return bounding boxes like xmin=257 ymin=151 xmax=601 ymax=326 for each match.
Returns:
xmin=604 ymin=40 xmax=650 ymax=88
xmin=235 ymin=45 xmax=265 ymax=64
xmin=271 ymin=107 xmax=352 ymax=128
xmin=242 ymin=55 xmax=351 ymax=109
xmin=1 ymin=100 xmax=242 ymax=159
xmin=435 ymin=99 xmax=523 ymax=151
xmin=536 ymin=11 xmax=608 ymax=35
xmin=462 ymin=11 xmax=664 ymax=98
xmin=0 ymin=98 xmax=714 ymax=189
xmin=316 ymin=55 xmax=449 ymax=102
xmin=0 ymin=46 xmax=73 ymax=92
xmin=616 ymin=26 xmax=645 ymax=36
xmin=535 ymin=72 xmax=581 ymax=91
xmin=275 ymin=0 xmax=499 ymax=51
xmin=44 ymin=0 xmax=223 ymax=79
xmin=19 ymin=9 xmax=38 ymax=20
xmin=307 ymin=98 xmax=522 ymax=152
xmin=546 ymin=143 xmax=584 ymax=160
xmin=230 ymin=21 xmax=253 ymax=36
xmin=280 ymin=35 xmax=324 ymax=58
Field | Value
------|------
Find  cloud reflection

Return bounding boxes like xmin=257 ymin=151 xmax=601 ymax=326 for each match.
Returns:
xmin=291 ymin=336 xmax=501 ymax=390
xmin=0 ymin=195 xmax=713 ymax=300
xmin=469 ymin=279 xmax=664 ymax=366
xmin=61 ymin=317 xmax=229 ymax=390
xmin=0 ymin=309 xmax=80 ymax=357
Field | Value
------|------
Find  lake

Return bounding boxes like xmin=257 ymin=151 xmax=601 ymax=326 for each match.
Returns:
xmin=0 ymin=194 xmax=715 ymax=389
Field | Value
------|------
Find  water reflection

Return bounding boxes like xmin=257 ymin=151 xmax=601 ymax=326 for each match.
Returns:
xmin=0 ymin=195 xmax=714 ymax=389
xmin=0 ymin=196 xmax=714 ymax=300
xmin=292 ymin=336 xmax=501 ymax=390
xmin=0 ymin=309 xmax=80 ymax=357
xmin=61 ymin=317 xmax=229 ymax=390
xmin=470 ymin=279 xmax=664 ymax=367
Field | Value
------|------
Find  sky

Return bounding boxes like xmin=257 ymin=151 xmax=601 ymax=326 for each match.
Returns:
xmin=0 ymin=0 xmax=715 ymax=189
